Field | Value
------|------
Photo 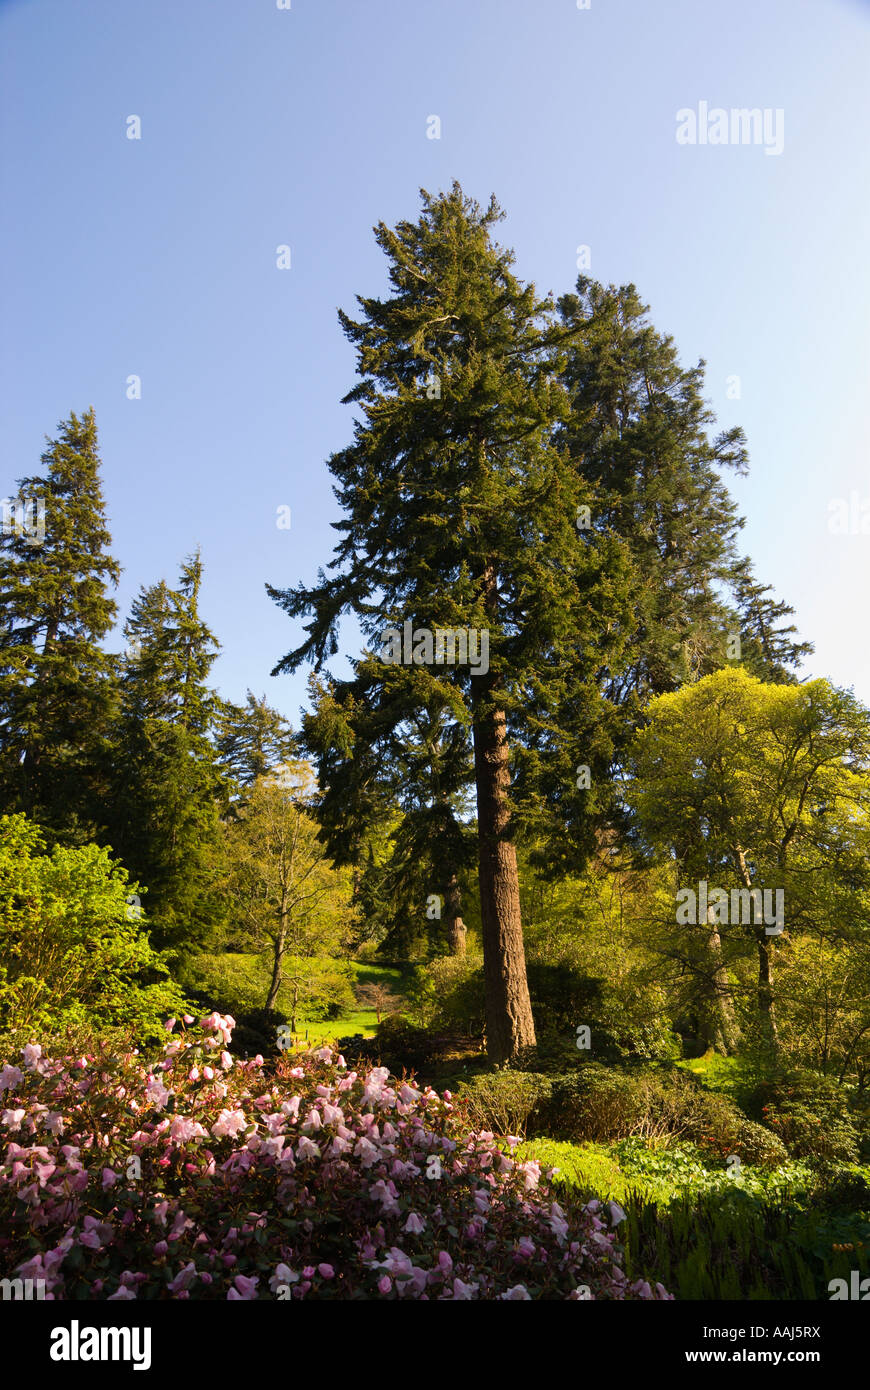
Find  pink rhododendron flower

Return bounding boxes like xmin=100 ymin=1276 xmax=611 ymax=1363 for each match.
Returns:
xmin=499 ymin=1285 xmax=531 ymax=1300
xmin=368 ymin=1178 xmax=400 ymax=1214
xmin=228 ymin=1274 xmax=259 ymax=1300
xmin=451 ymin=1277 xmax=479 ymax=1300
xmin=269 ymin=1264 xmax=300 ymax=1293
xmin=168 ymin=1261 xmax=198 ymax=1293
xmin=375 ymin=1248 xmax=412 ymax=1277
xmin=144 ymin=1075 xmax=171 ymax=1110
xmin=354 ymin=1136 xmax=379 ymax=1168
xmin=518 ymin=1159 xmax=541 ymax=1190
xmin=403 ymin=1212 xmax=425 ymax=1234
xmin=0 ymin=1063 xmax=23 ymax=1093
xmin=80 ymin=1215 xmax=113 ymax=1250
xmin=170 ymin=1116 xmax=208 ymax=1143
xmin=212 ymin=1109 xmax=248 ymax=1140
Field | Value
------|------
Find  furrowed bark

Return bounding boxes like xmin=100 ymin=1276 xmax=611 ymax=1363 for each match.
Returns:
xmin=472 ymin=562 xmax=535 ymax=1063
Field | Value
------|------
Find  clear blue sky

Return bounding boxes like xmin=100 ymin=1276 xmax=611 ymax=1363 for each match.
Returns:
xmin=2 ymin=0 xmax=869 ymax=725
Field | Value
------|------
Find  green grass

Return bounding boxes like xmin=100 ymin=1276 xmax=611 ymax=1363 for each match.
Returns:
xmin=291 ymin=1010 xmax=378 ymax=1045
xmin=279 ymin=959 xmax=414 ymax=1044
xmin=676 ymin=1050 xmax=755 ymax=1099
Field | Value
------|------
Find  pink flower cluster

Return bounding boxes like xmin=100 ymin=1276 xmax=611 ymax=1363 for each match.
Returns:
xmin=0 ymin=1017 xmax=670 ymax=1301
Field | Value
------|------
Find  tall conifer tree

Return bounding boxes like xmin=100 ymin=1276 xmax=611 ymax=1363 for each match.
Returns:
xmin=0 ymin=408 xmax=119 ymax=840
xmin=217 ymin=691 xmax=296 ymax=792
xmin=269 ymin=184 xmax=634 ymax=1061
xmin=107 ymin=552 xmax=226 ymax=954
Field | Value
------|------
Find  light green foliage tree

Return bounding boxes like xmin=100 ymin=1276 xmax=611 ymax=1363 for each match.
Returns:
xmin=0 ymin=813 xmax=188 ymax=1044
xmin=626 ymin=668 xmax=870 ymax=1059
xmin=221 ymin=763 xmax=353 ymax=1025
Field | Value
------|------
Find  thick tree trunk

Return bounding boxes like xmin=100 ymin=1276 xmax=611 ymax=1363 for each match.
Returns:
xmin=445 ymin=872 xmax=466 ymax=956
xmin=472 ymin=690 xmax=535 ymax=1064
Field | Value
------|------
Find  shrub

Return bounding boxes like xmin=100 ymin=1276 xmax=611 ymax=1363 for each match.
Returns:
xmin=523 ymin=964 xmax=680 ymax=1066
xmin=537 ymin=1067 xmax=642 ymax=1142
xmin=227 ymin=1007 xmax=288 ymax=1059
xmin=423 ymin=954 xmax=486 ymax=1035
xmin=372 ymin=1013 xmax=435 ymax=1074
xmin=809 ymin=1166 xmax=870 ymax=1212
xmin=0 ymin=1018 xmax=670 ymax=1300
xmin=532 ymin=1064 xmax=787 ymax=1166
xmin=458 ymin=1072 xmax=552 ymax=1140
xmin=695 ymin=1115 xmax=788 ymax=1170
xmin=749 ymin=1072 xmax=860 ymax=1165
xmin=0 ymin=813 xmax=190 ymax=1048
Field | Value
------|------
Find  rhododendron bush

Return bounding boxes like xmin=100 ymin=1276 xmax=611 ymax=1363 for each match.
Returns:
xmin=0 ymin=1015 xmax=670 ymax=1300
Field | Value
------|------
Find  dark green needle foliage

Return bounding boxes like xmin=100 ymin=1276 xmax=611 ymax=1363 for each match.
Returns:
xmin=0 ymin=408 xmax=120 ymax=841
xmin=269 ymin=183 xmax=635 ymax=1061
xmin=217 ymin=690 xmax=297 ymax=794
xmin=105 ymin=552 xmax=226 ymax=956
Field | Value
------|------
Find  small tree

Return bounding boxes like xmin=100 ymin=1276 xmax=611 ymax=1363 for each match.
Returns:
xmin=222 ymin=763 xmax=352 ymax=1025
xmin=355 ymin=980 xmax=403 ymax=1023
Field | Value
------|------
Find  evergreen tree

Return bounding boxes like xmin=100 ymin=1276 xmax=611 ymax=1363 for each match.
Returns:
xmin=729 ymin=557 xmax=813 ymax=682
xmin=556 ymin=277 xmax=748 ymax=704
xmin=301 ymin=667 xmax=475 ymax=956
xmin=515 ymin=279 xmax=814 ymax=876
xmin=556 ymin=278 xmax=810 ymax=699
xmin=269 ymin=184 xmax=634 ymax=1061
xmin=0 ymin=408 xmax=120 ymax=840
xmin=106 ymin=552 xmax=226 ymax=954
xmin=217 ymin=691 xmax=296 ymax=792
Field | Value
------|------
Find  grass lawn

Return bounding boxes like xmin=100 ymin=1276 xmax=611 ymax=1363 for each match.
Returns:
xmin=283 ymin=959 xmax=414 ymax=1045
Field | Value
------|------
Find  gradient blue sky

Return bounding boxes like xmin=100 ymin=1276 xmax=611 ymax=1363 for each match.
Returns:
xmin=2 ymin=0 xmax=869 ymax=725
